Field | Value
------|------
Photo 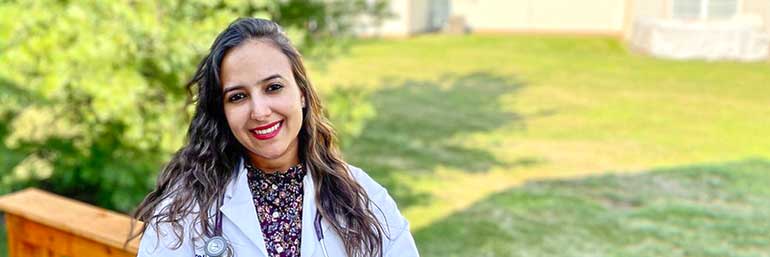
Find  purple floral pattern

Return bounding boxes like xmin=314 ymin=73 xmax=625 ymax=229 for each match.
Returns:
xmin=246 ymin=163 xmax=306 ymax=257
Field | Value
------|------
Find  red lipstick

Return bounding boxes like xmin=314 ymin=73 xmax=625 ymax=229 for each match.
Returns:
xmin=250 ymin=120 xmax=282 ymax=140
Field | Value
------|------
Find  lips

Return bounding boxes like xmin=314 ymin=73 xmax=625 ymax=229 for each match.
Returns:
xmin=250 ymin=120 xmax=283 ymax=140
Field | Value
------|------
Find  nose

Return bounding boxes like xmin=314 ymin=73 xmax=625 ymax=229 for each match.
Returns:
xmin=249 ymin=97 xmax=272 ymax=121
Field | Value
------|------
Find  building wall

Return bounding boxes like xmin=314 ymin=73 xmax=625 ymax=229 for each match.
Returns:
xmin=355 ymin=0 xmax=411 ymax=37
xmin=627 ymin=0 xmax=669 ymax=19
xmin=742 ymin=0 xmax=770 ymax=35
xmin=622 ymin=0 xmax=670 ymax=38
xmin=449 ymin=0 xmax=627 ymax=34
xmin=623 ymin=0 xmax=770 ymax=38
xmin=356 ymin=0 xmax=441 ymax=37
xmin=362 ymin=0 xmax=770 ymax=37
xmin=409 ymin=0 xmax=432 ymax=33
xmin=450 ymin=0 xmax=530 ymax=31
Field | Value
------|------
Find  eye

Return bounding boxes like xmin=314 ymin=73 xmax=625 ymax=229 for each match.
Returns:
xmin=266 ymin=83 xmax=283 ymax=92
xmin=227 ymin=92 xmax=247 ymax=103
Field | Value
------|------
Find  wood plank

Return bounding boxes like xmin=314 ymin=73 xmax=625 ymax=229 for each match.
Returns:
xmin=21 ymin=242 xmax=49 ymax=257
xmin=16 ymin=215 xmax=74 ymax=255
xmin=71 ymin=235 xmax=135 ymax=257
xmin=9 ymin=214 xmax=137 ymax=257
xmin=5 ymin=214 xmax=23 ymax=257
xmin=0 ymin=188 xmax=142 ymax=253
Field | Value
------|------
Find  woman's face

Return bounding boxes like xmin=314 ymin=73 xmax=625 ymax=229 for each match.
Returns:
xmin=220 ymin=40 xmax=305 ymax=170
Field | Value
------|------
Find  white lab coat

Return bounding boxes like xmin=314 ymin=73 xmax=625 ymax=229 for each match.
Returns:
xmin=137 ymin=159 xmax=420 ymax=257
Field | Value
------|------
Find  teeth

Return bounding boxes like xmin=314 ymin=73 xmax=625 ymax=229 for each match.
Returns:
xmin=255 ymin=122 xmax=280 ymax=135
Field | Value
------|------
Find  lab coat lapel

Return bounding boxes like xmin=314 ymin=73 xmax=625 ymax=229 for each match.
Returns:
xmin=220 ymin=159 xmax=269 ymax=257
xmin=301 ymin=170 xmax=320 ymax=257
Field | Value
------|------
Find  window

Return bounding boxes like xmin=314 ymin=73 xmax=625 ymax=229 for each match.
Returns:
xmin=674 ymin=0 xmax=702 ymax=19
xmin=673 ymin=0 xmax=739 ymax=20
xmin=708 ymin=0 xmax=739 ymax=19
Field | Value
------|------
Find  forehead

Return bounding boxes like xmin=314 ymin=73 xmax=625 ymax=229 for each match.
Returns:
xmin=220 ymin=39 xmax=292 ymax=87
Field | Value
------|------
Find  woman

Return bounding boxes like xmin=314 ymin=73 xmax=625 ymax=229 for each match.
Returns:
xmin=128 ymin=18 xmax=419 ymax=257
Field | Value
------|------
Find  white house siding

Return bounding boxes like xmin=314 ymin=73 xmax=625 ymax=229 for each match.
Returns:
xmin=356 ymin=0 xmax=443 ymax=37
xmin=623 ymin=0 xmax=670 ymax=38
xmin=361 ymin=0 xmax=769 ymax=38
xmin=409 ymin=0 xmax=432 ymax=32
xmin=627 ymin=0 xmax=669 ymax=19
xmin=624 ymin=0 xmax=770 ymax=38
xmin=449 ymin=0 xmax=628 ymax=33
xmin=742 ymin=0 xmax=770 ymax=35
xmin=356 ymin=0 xmax=411 ymax=37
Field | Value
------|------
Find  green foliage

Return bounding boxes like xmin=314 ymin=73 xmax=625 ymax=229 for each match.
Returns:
xmin=324 ymin=86 xmax=375 ymax=149
xmin=0 ymin=0 xmax=387 ymax=213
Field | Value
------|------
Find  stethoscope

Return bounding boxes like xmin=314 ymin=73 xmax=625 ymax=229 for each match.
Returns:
xmin=203 ymin=211 xmax=329 ymax=257
xmin=203 ymin=192 xmax=330 ymax=257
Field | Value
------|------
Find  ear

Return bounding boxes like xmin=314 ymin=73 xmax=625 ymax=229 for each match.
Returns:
xmin=301 ymin=95 xmax=306 ymax=109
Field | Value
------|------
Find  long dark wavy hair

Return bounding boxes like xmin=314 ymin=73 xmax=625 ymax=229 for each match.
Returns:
xmin=126 ymin=18 xmax=386 ymax=257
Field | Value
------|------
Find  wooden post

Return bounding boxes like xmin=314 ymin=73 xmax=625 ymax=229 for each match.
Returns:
xmin=0 ymin=188 xmax=141 ymax=257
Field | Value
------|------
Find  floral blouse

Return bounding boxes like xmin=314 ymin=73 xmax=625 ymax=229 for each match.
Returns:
xmin=246 ymin=163 xmax=306 ymax=257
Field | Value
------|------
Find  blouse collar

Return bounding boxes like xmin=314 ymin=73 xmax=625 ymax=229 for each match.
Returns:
xmin=244 ymin=162 xmax=306 ymax=184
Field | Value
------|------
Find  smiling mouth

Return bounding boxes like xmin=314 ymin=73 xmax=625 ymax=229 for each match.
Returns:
xmin=250 ymin=120 xmax=283 ymax=139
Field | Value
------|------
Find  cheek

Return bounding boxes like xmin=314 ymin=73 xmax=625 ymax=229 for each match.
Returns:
xmin=282 ymin=102 xmax=304 ymax=122
xmin=272 ymin=94 xmax=302 ymax=117
xmin=224 ymin=106 xmax=248 ymax=132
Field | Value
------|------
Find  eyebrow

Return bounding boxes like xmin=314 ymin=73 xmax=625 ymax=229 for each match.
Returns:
xmin=222 ymin=74 xmax=284 ymax=94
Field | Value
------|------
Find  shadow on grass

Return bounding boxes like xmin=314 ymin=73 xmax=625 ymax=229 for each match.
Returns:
xmin=340 ymin=72 xmax=533 ymax=208
xmin=413 ymin=158 xmax=770 ymax=257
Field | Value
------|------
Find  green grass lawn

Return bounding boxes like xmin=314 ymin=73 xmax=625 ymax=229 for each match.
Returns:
xmin=307 ymin=34 xmax=770 ymax=232
xmin=306 ymin=34 xmax=770 ymax=256
xmin=415 ymin=159 xmax=770 ymax=257
xmin=1 ymin=34 xmax=768 ymax=256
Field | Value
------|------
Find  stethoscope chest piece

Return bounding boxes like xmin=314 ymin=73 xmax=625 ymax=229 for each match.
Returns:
xmin=204 ymin=236 xmax=228 ymax=257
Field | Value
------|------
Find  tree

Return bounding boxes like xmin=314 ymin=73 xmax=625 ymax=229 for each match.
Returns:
xmin=0 ymin=0 xmax=387 ymax=212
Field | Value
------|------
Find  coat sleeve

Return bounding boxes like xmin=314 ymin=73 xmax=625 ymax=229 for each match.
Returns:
xmin=136 ymin=218 xmax=195 ymax=257
xmin=136 ymin=195 xmax=199 ymax=257
xmin=348 ymin=165 xmax=420 ymax=257
xmin=378 ymin=190 xmax=420 ymax=257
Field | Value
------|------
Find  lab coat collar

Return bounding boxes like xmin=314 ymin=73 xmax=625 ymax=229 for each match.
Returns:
xmin=220 ymin=158 xmax=323 ymax=257
xmin=300 ymin=165 xmax=319 ymax=257
xmin=220 ymin=158 xmax=268 ymax=256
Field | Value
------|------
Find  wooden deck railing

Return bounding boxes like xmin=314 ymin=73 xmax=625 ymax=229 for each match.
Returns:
xmin=0 ymin=188 xmax=140 ymax=257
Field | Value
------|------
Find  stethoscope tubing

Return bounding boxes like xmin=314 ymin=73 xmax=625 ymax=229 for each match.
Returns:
xmin=207 ymin=198 xmax=330 ymax=257
xmin=206 ymin=163 xmax=330 ymax=257
xmin=315 ymin=212 xmax=331 ymax=257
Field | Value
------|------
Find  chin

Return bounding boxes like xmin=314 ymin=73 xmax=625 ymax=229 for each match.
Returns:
xmin=258 ymin=152 xmax=285 ymax=160
xmin=250 ymin=145 xmax=288 ymax=160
